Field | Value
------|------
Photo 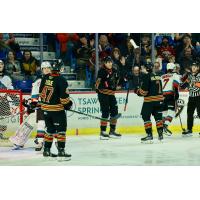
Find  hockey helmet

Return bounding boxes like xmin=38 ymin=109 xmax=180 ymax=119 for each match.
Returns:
xmin=167 ymin=63 xmax=175 ymax=71
xmin=145 ymin=62 xmax=153 ymax=72
xmin=103 ymin=56 xmax=113 ymax=63
xmin=51 ymin=59 xmax=64 ymax=71
xmin=41 ymin=61 xmax=51 ymax=69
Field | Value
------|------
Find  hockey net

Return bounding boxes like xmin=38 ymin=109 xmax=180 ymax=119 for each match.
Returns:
xmin=0 ymin=89 xmax=25 ymax=146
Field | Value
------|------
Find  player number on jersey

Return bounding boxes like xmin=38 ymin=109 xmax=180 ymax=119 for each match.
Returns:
xmin=40 ymin=86 xmax=54 ymax=103
xmin=162 ymin=78 xmax=169 ymax=90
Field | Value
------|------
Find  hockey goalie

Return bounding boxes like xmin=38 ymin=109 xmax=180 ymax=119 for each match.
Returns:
xmin=9 ymin=61 xmax=52 ymax=150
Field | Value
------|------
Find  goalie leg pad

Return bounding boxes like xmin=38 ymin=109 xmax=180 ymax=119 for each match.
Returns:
xmin=9 ymin=115 xmax=34 ymax=146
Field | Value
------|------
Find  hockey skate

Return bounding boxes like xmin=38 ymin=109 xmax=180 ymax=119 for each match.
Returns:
xmin=158 ymin=131 xmax=163 ymax=142
xmin=182 ymin=130 xmax=193 ymax=137
xmin=34 ymin=138 xmax=44 ymax=151
xmin=12 ymin=144 xmax=24 ymax=150
xmin=57 ymin=148 xmax=71 ymax=162
xmin=163 ymin=124 xmax=172 ymax=136
xmin=109 ymin=131 xmax=121 ymax=139
xmin=100 ymin=131 xmax=109 ymax=140
xmin=43 ymin=148 xmax=57 ymax=159
xmin=141 ymin=134 xmax=153 ymax=144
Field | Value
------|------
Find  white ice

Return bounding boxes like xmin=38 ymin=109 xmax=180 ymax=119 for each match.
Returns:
xmin=1 ymin=134 xmax=200 ymax=166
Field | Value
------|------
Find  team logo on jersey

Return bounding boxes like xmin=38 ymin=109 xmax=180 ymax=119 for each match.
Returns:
xmin=177 ymin=99 xmax=185 ymax=107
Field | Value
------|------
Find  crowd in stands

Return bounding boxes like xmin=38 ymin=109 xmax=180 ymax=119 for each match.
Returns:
xmin=1 ymin=33 xmax=200 ymax=92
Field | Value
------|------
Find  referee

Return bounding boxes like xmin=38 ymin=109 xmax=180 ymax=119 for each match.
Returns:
xmin=182 ymin=63 xmax=200 ymax=136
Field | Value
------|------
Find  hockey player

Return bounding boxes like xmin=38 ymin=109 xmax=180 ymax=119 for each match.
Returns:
xmin=0 ymin=60 xmax=15 ymax=140
xmin=39 ymin=60 xmax=72 ymax=160
xmin=95 ymin=56 xmax=121 ymax=140
xmin=29 ymin=61 xmax=51 ymax=151
xmin=134 ymin=63 xmax=164 ymax=143
xmin=181 ymin=63 xmax=200 ymax=136
xmin=161 ymin=63 xmax=180 ymax=136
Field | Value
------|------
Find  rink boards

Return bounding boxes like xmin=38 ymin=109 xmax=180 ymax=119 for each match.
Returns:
xmin=5 ymin=91 xmax=200 ymax=136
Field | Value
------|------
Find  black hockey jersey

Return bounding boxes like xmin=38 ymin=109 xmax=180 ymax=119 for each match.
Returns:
xmin=39 ymin=73 xmax=70 ymax=111
xmin=95 ymin=67 xmax=119 ymax=95
xmin=136 ymin=72 xmax=164 ymax=102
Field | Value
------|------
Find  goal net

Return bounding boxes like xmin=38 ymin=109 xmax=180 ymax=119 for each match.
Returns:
xmin=0 ymin=90 xmax=25 ymax=142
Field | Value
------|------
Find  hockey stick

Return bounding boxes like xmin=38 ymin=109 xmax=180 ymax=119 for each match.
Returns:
xmin=68 ymin=109 xmax=122 ymax=122
xmin=178 ymin=114 xmax=186 ymax=132
xmin=124 ymin=87 xmax=130 ymax=111
xmin=21 ymin=100 xmax=122 ymax=122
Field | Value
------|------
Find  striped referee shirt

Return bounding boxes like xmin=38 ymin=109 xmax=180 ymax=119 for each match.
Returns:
xmin=187 ymin=73 xmax=200 ymax=97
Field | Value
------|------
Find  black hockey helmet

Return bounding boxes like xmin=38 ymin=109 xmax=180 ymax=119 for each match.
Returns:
xmin=103 ymin=56 xmax=113 ymax=63
xmin=51 ymin=59 xmax=64 ymax=71
xmin=144 ymin=62 xmax=153 ymax=72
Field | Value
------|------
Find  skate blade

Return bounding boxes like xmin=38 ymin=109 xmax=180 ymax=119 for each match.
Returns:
xmin=158 ymin=139 xmax=163 ymax=143
xmin=44 ymin=157 xmax=57 ymax=161
xmin=100 ymin=136 xmax=109 ymax=140
xmin=57 ymin=157 xmax=71 ymax=162
xmin=182 ymin=134 xmax=193 ymax=137
xmin=163 ymin=132 xmax=172 ymax=136
xmin=109 ymin=135 xmax=121 ymax=139
xmin=12 ymin=145 xmax=24 ymax=150
xmin=141 ymin=140 xmax=153 ymax=144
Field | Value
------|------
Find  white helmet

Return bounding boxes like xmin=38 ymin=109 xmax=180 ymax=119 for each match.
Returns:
xmin=167 ymin=63 xmax=175 ymax=71
xmin=41 ymin=61 xmax=51 ymax=69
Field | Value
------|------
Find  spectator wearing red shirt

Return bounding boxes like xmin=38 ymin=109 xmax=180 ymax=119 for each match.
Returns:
xmin=157 ymin=36 xmax=175 ymax=62
xmin=56 ymin=33 xmax=79 ymax=65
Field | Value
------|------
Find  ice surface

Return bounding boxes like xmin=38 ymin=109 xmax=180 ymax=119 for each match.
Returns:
xmin=1 ymin=134 xmax=200 ymax=166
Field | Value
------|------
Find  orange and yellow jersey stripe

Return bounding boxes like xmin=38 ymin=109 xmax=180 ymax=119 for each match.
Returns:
xmin=41 ymin=103 xmax=64 ymax=111
xmin=98 ymin=89 xmax=115 ymax=95
xmin=144 ymin=95 xmax=164 ymax=102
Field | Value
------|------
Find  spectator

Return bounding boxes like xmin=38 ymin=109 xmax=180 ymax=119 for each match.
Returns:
xmin=141 ymin=34 xmax=151 ymax=62
xmin=56 ymin=33 xmax=79 ymax=65
xmin=0 ymin=33 xmax=22 ymax=60
xmin=21 ymin=50 xmax=40 ymax=80
xmin=123 ymin=38 xmax=136 ymax=70
xmin=5 ymin=50 xmax=23 ymax=81
xmin=74 ymin=34 xmax=93 ymax=80
xmin=0 ymin=60 xmax=13 ymax=89
xmin=178 ymin=47 xmax=196 ymax=74
xmin=111 ymin=47 xmax=128 ymax=88
xmin=99 ymin=34 xmax=112 ymax=61
xmin=123 ymin=38 xmax=143 ymax=70
xmin=107 ymin=33 xmax=129 ymax=55
xmin=175 ymin=34 xmax=194 ymax=60
xmin=129 ymin=65 xmax=141 ymax=90
xmin=157 ymin=36 xmax=175 ymax=62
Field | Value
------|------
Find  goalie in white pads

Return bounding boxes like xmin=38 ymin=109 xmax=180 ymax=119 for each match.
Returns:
xmin=0 ymin=60 xmax=15 ymax=140
xmin=9 ymin=62 xmax=51 ymax=149
xmin=161 ymin=63 xmax=180 ymax=136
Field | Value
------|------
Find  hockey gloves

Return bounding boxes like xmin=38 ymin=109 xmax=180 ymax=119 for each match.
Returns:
xmin=64 ymin=100 xmax=73 ymax=110
xmin=27 ymin=102 xmax=38 ymax=114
